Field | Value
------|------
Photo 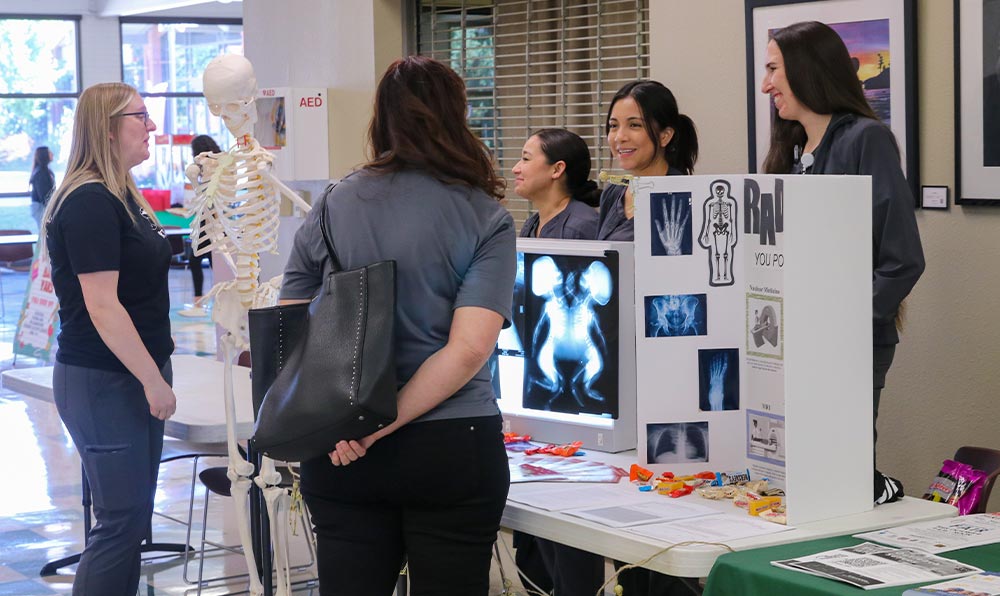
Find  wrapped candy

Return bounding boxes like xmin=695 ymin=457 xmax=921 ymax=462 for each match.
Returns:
xmin=923 ymin=459 xmax=989 ymax=515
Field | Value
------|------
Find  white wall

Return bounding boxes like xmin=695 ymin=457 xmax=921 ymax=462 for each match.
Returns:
xmin=651 ymin=0 xmax=1000 ymax=512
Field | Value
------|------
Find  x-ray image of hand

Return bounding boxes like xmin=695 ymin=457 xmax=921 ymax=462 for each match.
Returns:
xmin=656 ymin=197 xmax=690 ymax=256
xmin=707 ymin=354 xmax=727 ymax=411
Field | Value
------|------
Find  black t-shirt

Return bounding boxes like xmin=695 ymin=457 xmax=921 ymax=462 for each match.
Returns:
xmin=30 ymin=167 xmax=55 ymax=204
xmin=47 ymin=182 xmax=174 ymax=372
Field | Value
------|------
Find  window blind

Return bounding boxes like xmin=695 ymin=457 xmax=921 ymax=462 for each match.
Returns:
xmin=416 ymin=0 xmax=650 ymax=226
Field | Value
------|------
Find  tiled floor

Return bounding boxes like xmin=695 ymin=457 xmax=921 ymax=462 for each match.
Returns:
xmin=0 ymin=264 xmax=320 ymax=595
xmin=0 ymin=264 xmax=532 ymax=596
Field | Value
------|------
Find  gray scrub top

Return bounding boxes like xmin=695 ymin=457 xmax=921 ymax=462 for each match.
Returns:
xmin=519 ymin=199 xmax=599 ymax=239
xmin=280 ymin=168 xmax=516 ymax=422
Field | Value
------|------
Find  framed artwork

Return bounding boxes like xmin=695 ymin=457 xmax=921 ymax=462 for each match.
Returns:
xmin=745 ymin=0 xmax=919 ymax=201
xmin=955 ymin=0 xmax=1000 ymax=204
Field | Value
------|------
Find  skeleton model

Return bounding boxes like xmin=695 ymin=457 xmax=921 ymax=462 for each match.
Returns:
xmin=529 ymin=256 xmax=612 ymax=408
xmin=698 ymin=179 xmax=738 ymax=286
xmin=185 ymin=54 xmax=311 ymax=596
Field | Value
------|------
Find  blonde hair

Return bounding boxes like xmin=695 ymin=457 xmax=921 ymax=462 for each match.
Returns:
xmin=41 ymin=82 xmax=158 ymax=252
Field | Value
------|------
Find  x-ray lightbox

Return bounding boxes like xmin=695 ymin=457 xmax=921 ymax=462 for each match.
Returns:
xmin=495 ymin=239 xmax=636 ymax=452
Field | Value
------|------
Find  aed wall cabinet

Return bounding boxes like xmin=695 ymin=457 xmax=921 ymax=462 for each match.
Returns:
xmin=255 ymin=87 xmax=329 ymax=182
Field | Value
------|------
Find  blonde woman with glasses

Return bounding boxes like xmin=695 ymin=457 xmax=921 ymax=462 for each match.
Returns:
xmin=42 ymin=82 xmax=176 ymax=596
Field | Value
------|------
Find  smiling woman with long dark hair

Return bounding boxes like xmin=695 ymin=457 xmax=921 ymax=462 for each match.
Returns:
xmin=760 ymin=20 xmax=924 ymax=505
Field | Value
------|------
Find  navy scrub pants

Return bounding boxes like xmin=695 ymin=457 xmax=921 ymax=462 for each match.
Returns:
xmin=53 ymin=360 xmax=170 ymax=596
xmin=300 ymin=415 xmax=510 ymax=596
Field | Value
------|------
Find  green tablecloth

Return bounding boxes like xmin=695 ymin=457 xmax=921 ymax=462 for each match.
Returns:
xmin=155 ymin=210 xmax=194 ymax=228
xmin=703 ymin=535 xmax=1000 ymax=596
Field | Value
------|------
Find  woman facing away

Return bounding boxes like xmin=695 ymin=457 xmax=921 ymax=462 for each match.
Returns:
xmin=43 ymin=82 xmax=176 ymax=596
xmin=513 ymin=127 xmax=600 ymax=239
xmin=278 ymin=55 xmax=516 ymax=596
xmin=597 ymin=79 xmax=699 ymax=241
xmin=760 ymin=20 xmax=924 ymax=505
xmin=30 ymin=145 xmax=55 ymax=230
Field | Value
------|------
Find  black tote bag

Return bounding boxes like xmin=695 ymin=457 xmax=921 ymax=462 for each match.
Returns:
xmin=249 ymin=197 xmax=397 ymax=461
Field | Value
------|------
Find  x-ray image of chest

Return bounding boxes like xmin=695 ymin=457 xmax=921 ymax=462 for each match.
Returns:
xmin=522 ymin=253 xmax=620 ymax=417
xmin=647 ymin=422 xmax=709 ymax=464
xmin=644 ymin=294 xmax=708 ymax=337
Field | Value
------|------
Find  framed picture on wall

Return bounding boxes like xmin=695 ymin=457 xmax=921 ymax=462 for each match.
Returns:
xmin=955 ymin=0 xmax=1000 ymax=204
xmin=744 ymin=0 xmax=919 ymax=202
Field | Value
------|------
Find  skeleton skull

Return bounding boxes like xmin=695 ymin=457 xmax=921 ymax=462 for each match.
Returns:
xmin=203 ymin=54 xmax=258 ymax=138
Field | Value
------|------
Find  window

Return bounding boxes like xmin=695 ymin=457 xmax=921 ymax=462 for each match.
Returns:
xmin=120 ymin=18 xmax=243 ymax=189
xmin=0 ymin=15 xmax=80 ymax=225
xmin=416 ymin=0 xmax=650 ymax=225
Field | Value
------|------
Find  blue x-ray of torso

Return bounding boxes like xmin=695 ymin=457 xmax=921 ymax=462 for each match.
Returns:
xmin=528 ymin=256 xmax=612 ymax=410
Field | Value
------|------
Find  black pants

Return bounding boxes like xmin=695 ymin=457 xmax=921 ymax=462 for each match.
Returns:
xmin=513 ymin=532 xmax=605 ymax=595
xmin=872 ymin=344 xmax=896 ymax=458
xmin=301 ymin=415 xmax=509 ymax=596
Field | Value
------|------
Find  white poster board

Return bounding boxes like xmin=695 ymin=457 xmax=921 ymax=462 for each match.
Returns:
xmin=633 ymin=174 xmax=872 ymax=525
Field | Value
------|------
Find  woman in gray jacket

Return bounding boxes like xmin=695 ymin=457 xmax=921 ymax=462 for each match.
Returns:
xmin=760 ymin=20 xmax=925 ymax=505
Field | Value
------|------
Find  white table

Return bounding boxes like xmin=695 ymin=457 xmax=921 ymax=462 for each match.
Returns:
xmin=1 ymin=354 xmax=254 ymax=442
xmin=503 ymin=450 xmax=958 ymax=578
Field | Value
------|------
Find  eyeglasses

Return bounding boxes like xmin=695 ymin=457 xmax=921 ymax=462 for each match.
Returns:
xmin=113 ymin=110 xmax=151 ymax=125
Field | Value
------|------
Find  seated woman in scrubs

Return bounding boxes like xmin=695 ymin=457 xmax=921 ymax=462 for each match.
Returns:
xmin=510 ymin=127 xmax=606 ymax=595
xmin=513 ymin=128 xmax=600 ymax=239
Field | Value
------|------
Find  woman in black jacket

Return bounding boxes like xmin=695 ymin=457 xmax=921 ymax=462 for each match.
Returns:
xmin=760 ymin=20 xmax=924 ymax=504
xmin=29 ymin=145 xmax=55 ymax=230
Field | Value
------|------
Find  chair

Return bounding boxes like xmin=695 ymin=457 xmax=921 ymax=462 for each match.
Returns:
xmin=0 ymin=229 xmax=35 ymax=318
xmin=953 ymin=446 xmax=1000 ymax=514
xmin=190 ymin=463 xmax=316 ymax=593
xmin=156 ymin=439 xmax=228 ymax=552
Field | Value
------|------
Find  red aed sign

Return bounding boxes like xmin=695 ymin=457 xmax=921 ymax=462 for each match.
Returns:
xmin=299 ymin=96 xmax=323 ymax=108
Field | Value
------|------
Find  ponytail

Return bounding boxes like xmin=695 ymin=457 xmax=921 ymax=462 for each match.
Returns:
xmin=569 ymin=178 xmax=601 ymax=207
xmin=665 ymin=113 xmax=699 ymax=174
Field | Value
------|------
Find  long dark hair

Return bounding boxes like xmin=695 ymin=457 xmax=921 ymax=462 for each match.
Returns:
xmin=367 ymin=56 xmax=504 ymax=199
xmin=762 ymin=21 xmax=879 ymax=173
xmin=191 ymin=134 xmax=221 ymax=156
xmin=605 ymin=80 xmax=699 ymax=175
xmin=32 ymin=146 xmax=52 ymax=173
xmin=532 ymin=128 xmax=600 ymax=207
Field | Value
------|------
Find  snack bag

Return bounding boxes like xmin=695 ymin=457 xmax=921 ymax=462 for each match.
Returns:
xmin=923 ymin=459 xmax=990 ymax=515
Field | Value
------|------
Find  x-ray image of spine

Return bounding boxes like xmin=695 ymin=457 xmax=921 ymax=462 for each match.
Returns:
xmin=644 ymin=294 xmax=707 ymax=337
xmin=751 ymin=304 xmax=779 ymax=347
xmin=523 ymin=254 xmax=620 ymax=417
xmin=647 ymin=422 xmax=709 ymax=464
xmin=650 ymin=192 xmax=692 ymax=256
xmin=698 ymin=180 xmax=738 ymax=286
